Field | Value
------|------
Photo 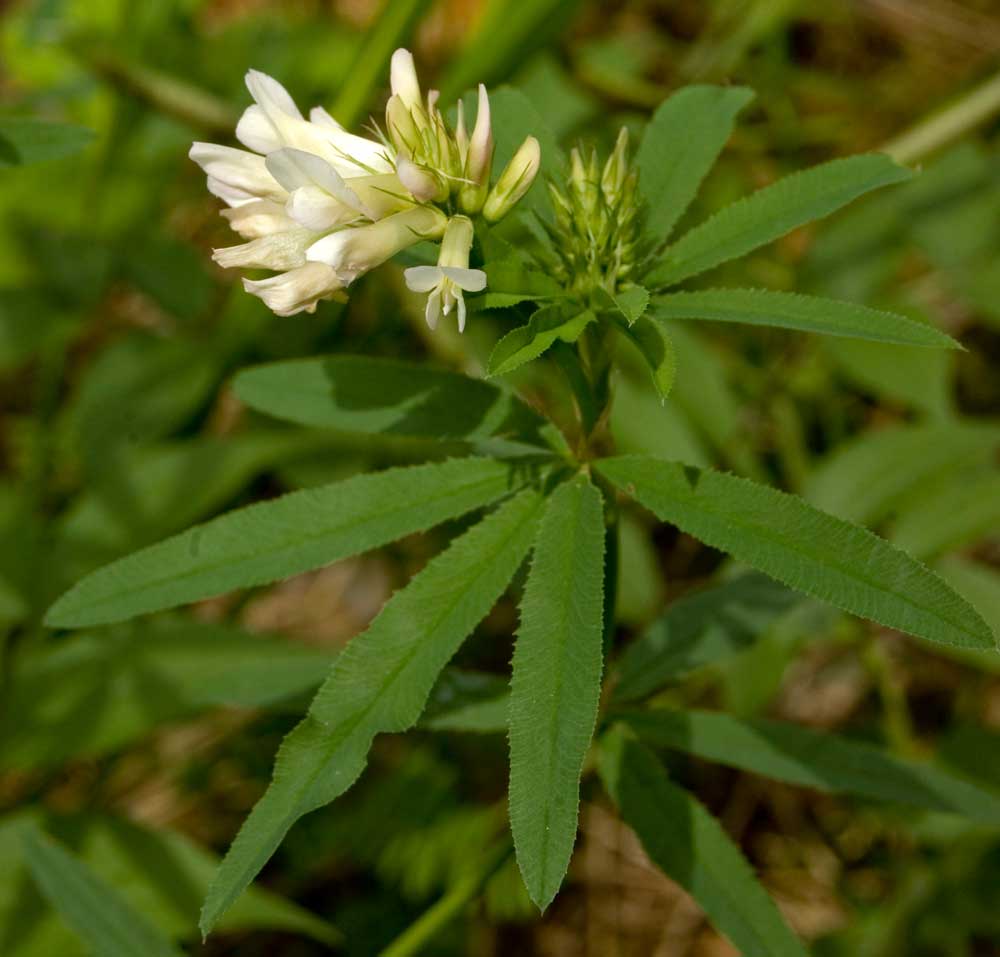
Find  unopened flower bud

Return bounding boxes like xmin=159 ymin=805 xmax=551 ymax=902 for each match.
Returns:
xmin=483 ymin=136 xmax=540 ymax=223
xmin=390 ymin=48 xmax=422 ymax=110
xmin=396 ymin=156 xmax=448 ymax=203
xmin=602 ymin=127 xmax=629 ymax=204
xmin=459 ymin=85 xmax=493 ymax=213
xmin=385 ymin=95 xmax=420 ymax=156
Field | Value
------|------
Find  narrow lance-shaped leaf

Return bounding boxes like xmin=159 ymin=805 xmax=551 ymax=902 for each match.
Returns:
xmin=46 ymin=457 xmax=526 ymax=628
xmin=612 ymin=312 xmax=677 ymax=400
xmin=488 ymin=305 xmax=596 ymax=378
xmin=509 ymin=476 xmax=605 ymax=910
xmin=200 ymin=487 xmax=544 ymax=935
xmin=596 ymin=455 xmax=995 ymax=650
xmin=617 ymin=709 xmax=1000 ymax=825
xmin=20 ymin=825 xmax=184 ymax=957
xmin=653 ymin=288 xmax=960 ymax=349
xmin=646 ymin=154 xmax=913 ymax=289
xmin=598 ymin=729 xmax=808 ymax=957
xmin=234 ymin=355 xmax=549 ymax=444
xmin=636 ymin=85 xmax=755 ymax=242
xmin=613 ymin=573 xmax=800 ymax=704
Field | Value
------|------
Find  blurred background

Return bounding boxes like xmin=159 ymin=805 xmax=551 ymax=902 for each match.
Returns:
xmin=1 ymin=0 xmax=1000 ymax=954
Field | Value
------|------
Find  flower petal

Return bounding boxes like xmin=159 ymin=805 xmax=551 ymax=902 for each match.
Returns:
xmin=439 ymin=266 xmax=487 ymax=292
xmin=221 ymin=199 xmax=296 ymax=238
xmin=286 ymin=186 xmax=358 ymax=231
xmin=243 ymin=262 xmax=344 ymax=316
xmin=212 ymin=227 xmax=313 ymax=271
xmin=390 ymin=49 xmax=421 ymax=109
xmin=403 ymin=265 xmax=443 ymax=293
xmin=425 ymin=289 xmax=442 ymax=330
xmin=190 ymin=142 xmax=285 ymax=204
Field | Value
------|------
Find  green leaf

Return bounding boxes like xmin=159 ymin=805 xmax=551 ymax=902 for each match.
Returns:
xmin=20 ymin=826 xmax=183 ymax=957
xmin=617 ymin=709 xmax=1000 ymax=824
xmin=636 ymin=85 xmax=755 ymax=242
xmin=653 ymin=288 xmax=959 ymax=348
xmin=613 ymin=573 xmax=799 ymax=703
xmin=508 ymin=476 xmax=605 ymax=910
xmin=46 ymin=457 xmax=527 ymax=629
xmin=421 ymin=669 xmax=510 ymax=733
xmin=0 ymin=118 xmax=94 ymax=166
xmin=1 ymin=620 xmax=337 ymax=768
xmin=596 ymin=455 xmax=995 ymax=650
xmin=488 ymin=305 xmax=596 ymax=378
xmin=0 ymin=813 xmax=340 ymax=955
xmin=804 ymin=423 xmax=1000 ymax=525
xmin=200 ymin=487 xmax=544 ymax=935
xmin=612 ymin=312 xmax=677 ymax=399
xmin=599 ymin=284 xmax=649 ymax=325
xmin=234 ymin=355 xmax=548 ymax=445
xmin=646 ymin=154 xmax=913 ymax=288
xmin=891 ymin=471 xmax=1000 ymax=560
xmin=598 ymin=730 xmax=807 ymax=957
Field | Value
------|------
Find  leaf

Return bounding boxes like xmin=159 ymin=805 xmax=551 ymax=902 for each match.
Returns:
xmin=234 ymin=355 xmax=549 ymax=445
xmin=478 ymin=255 xmax=567 ymax=311
xmin=421 ymin=669 xmax=510 ymax=733
xmin=612 ymin=312 xmax=677 ymax=399
xmin=508 ymin=476 xmax=605 ymax=910
xmin=200 ymin=487 xmax=544 ymax=935
xmin=613 ymin=573 xmax=800 ymax=703
xmin=20 ymin=825 xmax=183 ymax=957
xmin=596 ymin=455 xmax=995 ymax=650
xmin=599 ymin=284 xmax=649 ymax=325
xmin=488 ymin=305 xmax=596 ymax=378
xmin=598 ymin=730 xmax=808 ymax=957
xmin=646 ymin=154 xmax=913 ymax=288
xmin=0 ymin=812 xmax=339 ymax=956
xmin=617 ymin=709 xmax=1000 ymax=824
xmin=804 ymin=423 xmax=1000 ymax=525
xmin=636 ymin=85 xmax=755 ymax=242
xmin=890 ymin=471 xmax=1000 ymax=560
xmin=653 ymin=288 xmax=959 ymax=348
xmin=46 ymin=457 xmax=527 ymax=629
xmin=0 ymin=118 xmax=94 ymax=166
xmin=1 ymin=620 xmax=337 ymax=768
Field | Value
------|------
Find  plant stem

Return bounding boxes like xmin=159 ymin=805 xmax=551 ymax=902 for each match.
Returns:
xmin=882 ymin=67 xmax=1000 ymax=165
xmin=379 ymin=839 xmax=512 ymax=957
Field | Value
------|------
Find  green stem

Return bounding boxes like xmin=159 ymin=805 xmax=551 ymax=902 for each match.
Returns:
xmin=379 ymin=839 xmax=512 ymax=957
xmin=882 ymin=67 xmax=1000 ymax=166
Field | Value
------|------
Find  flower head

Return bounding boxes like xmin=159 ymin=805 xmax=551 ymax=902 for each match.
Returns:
xmin=404 ymin=216 xmax=485 ymax=332
xmin=190 ymin=49 xmax=539 ymax=321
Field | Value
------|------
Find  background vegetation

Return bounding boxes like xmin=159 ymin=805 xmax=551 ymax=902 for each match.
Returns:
xmin=2 ymin=0 xmax=1000 ymax=954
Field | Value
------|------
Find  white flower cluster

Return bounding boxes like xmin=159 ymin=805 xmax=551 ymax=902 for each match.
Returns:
xmin=190 ymin=49 xmax=540 ymax=328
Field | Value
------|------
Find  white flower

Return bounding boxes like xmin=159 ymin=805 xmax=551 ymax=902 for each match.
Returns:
xmin=459 ymin=84 xmax=492 ymax=214
xmin=242 ymin=262 xmax=345 ymax=317
xmin=236 ymin=69 xmax=392 ymax=176
xmin=307 ymin=205 xmax=448 ymax=284
xmin=404 ymin=216 xmax=485 ymax=332
xmin=189 ymin=142 xmax=286 ymax=207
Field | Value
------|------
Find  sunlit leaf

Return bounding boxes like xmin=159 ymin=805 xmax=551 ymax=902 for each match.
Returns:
xmin=47 ymin=457 xmax=529 ymax=628
xmin=200 ymin=488 xmax=544 ymax=935
xmin=509 ymin=476 xmax=605 ymax=910
xmin=636 ymin=85 xmax=754 ymax=241
xmin=488 ymin=305 xmax=596 ymax=378
xmin=647 ymin=155 xmax=913 ymax=288
xmin=596 ymin=455 xmax=995 ymax=650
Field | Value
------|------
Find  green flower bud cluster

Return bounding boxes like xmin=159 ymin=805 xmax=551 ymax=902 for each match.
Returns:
xmin=539 ymin=128 xmax=641 ymax=299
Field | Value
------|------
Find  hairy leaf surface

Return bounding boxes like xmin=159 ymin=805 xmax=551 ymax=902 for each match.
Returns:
xmin=509 ymin=476 xmax=605 ymax=910
xmin=654 ymin=288 xmax=958 ymax=348
xmin=47 ymin=458 xmax=525 ymax=628
xmin=200 ymin=487 xmax=544 ymax=934
xmin=636 ymin=85 xmax=754 ymax=242
xmin=596 ymin=456 xmax=995 ymax=649
xmin=647 ymin=155 xmax=912 ymax=288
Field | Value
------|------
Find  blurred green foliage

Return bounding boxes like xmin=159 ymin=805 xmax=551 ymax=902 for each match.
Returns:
xmin=1 ymin=0 xmax=1000 ymax=954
